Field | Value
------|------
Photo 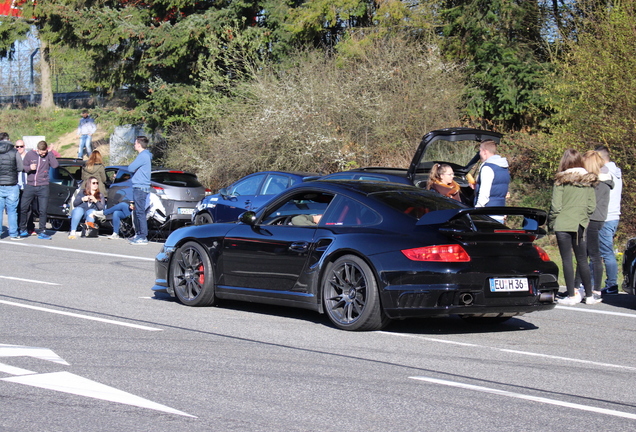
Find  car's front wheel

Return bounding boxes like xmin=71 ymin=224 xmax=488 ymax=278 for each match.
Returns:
xmin=322 ymin=255 xmax=389 ymax=331
xmin=170 ymin=241 xmax=216 ymax=306
xmin=194 ymin=212 xmax=213 ymax=225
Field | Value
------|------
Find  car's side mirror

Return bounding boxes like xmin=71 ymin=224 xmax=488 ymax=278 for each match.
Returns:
xmin=239 ymin=211 xmax=257 ymax=226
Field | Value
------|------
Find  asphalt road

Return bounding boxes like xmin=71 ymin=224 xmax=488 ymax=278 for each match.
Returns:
xmin=1 ymin=231 xmax=635 ymax=431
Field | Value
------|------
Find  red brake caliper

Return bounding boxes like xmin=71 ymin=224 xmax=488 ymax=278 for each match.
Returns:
xmin=198 ymin=264 xmax=205 ymax=284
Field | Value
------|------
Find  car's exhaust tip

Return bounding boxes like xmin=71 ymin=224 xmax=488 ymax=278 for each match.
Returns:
xmin=459 ymin=292 xmax=474 ymax=306
xmin=539 ymin=292 xmax=555 ymax=302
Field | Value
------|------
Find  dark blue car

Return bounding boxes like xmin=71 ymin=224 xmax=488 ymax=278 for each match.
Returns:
xmin=191 ymin=171 xmax=317 ymax=225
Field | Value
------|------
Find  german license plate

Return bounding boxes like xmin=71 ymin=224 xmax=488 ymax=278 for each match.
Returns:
xmin=489 ymin=278 xmax=529 ymax=292
xmin=178 ymin=207 xmax=195 ymax=215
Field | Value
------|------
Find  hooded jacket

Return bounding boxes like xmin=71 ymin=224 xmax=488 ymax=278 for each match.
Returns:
xmin=475 ymin=155 xmax=510 ymax=207
xmin=604 ymin=161 xmax=622 ymax=221
xmin=548 ymin=168 xmax=597 ymax=232
xmin=23 ymin=149 xmax=59 ymax=187
xmin=0 ymin=140 xmax=23 ymax=186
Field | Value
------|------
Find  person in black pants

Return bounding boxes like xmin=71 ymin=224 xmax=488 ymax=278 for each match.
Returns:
xmin=19 ymin=141 xmax=59 ymax=240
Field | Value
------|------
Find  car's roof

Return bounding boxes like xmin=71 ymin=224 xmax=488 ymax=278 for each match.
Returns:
xmin=106 ymin=165 xmax=198 ymax=175
xmin=293 ymin=179 xmax=426 ymax=196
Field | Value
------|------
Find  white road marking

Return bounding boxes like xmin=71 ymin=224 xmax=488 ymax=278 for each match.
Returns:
xmin=0 ymin=241 xmax=154 ymax=261
xmin=0 ymin=300 xmax=162 ymax=331
xmin=0 ymin=344 xmax=70 ymax=365
xmin=0 ymin=344 xmax=195 ymax=417
xmin=555 ymin=305 xmax=636 ymax=318
xmin=0 ymin=362 xmax=36 ymax=376
xmin=380 ymin=332 xmax=636 ymax=372
xmin=410 ymin=376 xmax=636 ymax=420
xmin=0 ymin=275 xmax=60 ymax=286
xmin=2 ymin=371 xmax=196 ymax=418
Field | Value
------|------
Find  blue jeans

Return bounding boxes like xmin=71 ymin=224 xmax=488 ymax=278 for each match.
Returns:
xmin=133 ymin=188 xmax=149 ymax=239
xmin=70 ymin=207 xmax=96 ymax=232
xmin=78 ymin=135 xmax=93 ymax=158
xmin=104 ymin=202 xmax=131 ymax=234
xmin=599 ymin=219 xmax=619 ymax=288
xmin=0 ymin=184 xmax=20 ymax=237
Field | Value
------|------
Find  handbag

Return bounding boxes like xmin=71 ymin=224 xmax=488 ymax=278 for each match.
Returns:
xmin=80 ymin=222 xmax=99 ymax=238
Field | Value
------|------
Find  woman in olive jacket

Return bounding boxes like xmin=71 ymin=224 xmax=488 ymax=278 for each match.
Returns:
xmin=548 ymin=149 xmax=598 ymax=305
xmin=81 ymin=150 xmax=107 ymax=197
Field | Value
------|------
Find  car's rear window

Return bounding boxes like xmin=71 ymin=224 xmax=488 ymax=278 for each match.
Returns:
xmin=370 ymin=190 xmax=467 ymax=219
xmin=151 ymin=172 xmax=202 ymax=187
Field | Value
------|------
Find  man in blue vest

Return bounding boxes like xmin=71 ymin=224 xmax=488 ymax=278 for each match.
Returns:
xmin=474 ymin=139 xmax=510 ymax=223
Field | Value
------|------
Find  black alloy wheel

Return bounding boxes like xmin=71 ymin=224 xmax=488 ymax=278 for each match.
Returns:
xmin=194 ymin=212 xmax=213 ymax=225
xmin=322 ymin=255 xmax=388 ymax=331
xmin=171 ymin=241 xmax=216 ymax=306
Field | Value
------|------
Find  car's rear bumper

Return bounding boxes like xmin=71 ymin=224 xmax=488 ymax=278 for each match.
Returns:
xmin=380 ymin=273 xmax=558 ymax=319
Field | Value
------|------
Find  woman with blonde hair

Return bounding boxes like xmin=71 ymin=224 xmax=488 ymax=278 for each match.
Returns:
xmin=81 ymin=150 xmax=107 ymax=196
xmin=426 ymin=163 xmax=461 ymax=201
xmin=548 ymin=149 xmax=598 ymax=305
xmin=573 ymin=150 xmax=614 ymax=300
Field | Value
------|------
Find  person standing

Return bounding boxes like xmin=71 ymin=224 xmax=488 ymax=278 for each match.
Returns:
xmin=77 ymin=109 xmax=97 ymax=159
xmin=14 ymin=139 xmax=36 ymax=234
xmin=19 ymin=140 xmax=59 ymax=240
xmin=574 ymin=150 xmax=614 ymax=300
xmin=128 ymin=136 xmax=152 ymax=245
xmin=0 ymin=136 xmax=23 ymax=240
xmin=595 ymin=145 xmax=622 ymax=295
xmin=474 ymin=139 xmax=510 ymax=222
xmin=548 ymin=149 xmax=599 ymax=305
xmin=81 ymin=150 xmax=107 ymax=197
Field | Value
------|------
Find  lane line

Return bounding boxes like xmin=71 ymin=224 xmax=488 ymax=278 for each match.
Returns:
xmin=0 ymin=300 xmax=162 ymax=332
xmin=0 ymin=275 xmax=60 ymax=286
xmin=410 ymin=376 xmax=636 ymax=420
xmin=380 ymin=332 xmax=636 ymax=372
xmin=555 ymin=305 xmax=636 ymax=318
xmin=0 ymin=241 xmax=154 ymax=261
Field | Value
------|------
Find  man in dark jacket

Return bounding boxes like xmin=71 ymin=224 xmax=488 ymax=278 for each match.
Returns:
xmin=19 ymin=140 xmax=59 ymax=239
xmin=0 ymin=136 xmax=23 ymax=239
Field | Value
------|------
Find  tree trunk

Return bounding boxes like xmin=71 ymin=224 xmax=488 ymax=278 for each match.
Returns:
xmin=39 ymin=38 xmax=55 ymax=110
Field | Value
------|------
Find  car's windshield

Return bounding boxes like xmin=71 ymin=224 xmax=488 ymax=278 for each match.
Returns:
xmin=151 ymin=172 xmax=202 ymax=188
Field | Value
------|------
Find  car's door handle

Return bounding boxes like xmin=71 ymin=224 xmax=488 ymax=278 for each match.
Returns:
xmin=290 ymin=242 xmax=309 ymax=252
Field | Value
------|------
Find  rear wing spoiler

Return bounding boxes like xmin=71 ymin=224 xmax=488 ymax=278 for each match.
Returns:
xmin=417 ymin=207 xmax=547 ymax=232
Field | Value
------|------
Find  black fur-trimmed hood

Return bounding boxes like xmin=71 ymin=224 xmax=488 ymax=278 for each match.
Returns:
xmin=554 ymin=168 xmax=598 ymax=187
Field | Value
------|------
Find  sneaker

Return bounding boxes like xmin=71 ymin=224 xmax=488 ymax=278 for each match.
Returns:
xmin=37 ymin=232 xmax=52 ymax=240
xmin=18 ymin=230 xmax=29 ymax=238
xmin=578 ymin=287 xmax=585 ymax=302
xmin=68 ymin=231 xmax=77 ymax=240
xmin=10 ymin=236 xmax=24 ymax=241
xmin=107 ymin=233 xmax=120 ymax=240
xmin=129 ymin=237 xmax=148 ymax=245
xmin=585 ymin=296 xmax=602 ymax=305
xmin=30 ymin=230 xmax=37 ymax=236
xmin=601 ymin=286 xmax=619 ymax=295
xmin=558 ymin=291 xmax=582 ymax=306
xmin=92 ymin=210 xmax=104 ymax=219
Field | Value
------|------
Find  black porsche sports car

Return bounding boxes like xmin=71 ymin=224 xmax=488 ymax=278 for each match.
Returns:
xmin=153 ymin=181 xmax=559 ymax=331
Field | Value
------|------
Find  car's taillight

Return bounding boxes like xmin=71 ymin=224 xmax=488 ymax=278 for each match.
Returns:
xmin=534 ymin=245 xmax=551 ymax=261
xmin=152 ymin=186 xmax=166 ymax=196
xmin=402 ymin=245 xmax=470 ymax=262
xmin=205 ymin=188 xmax=212 ymax=196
